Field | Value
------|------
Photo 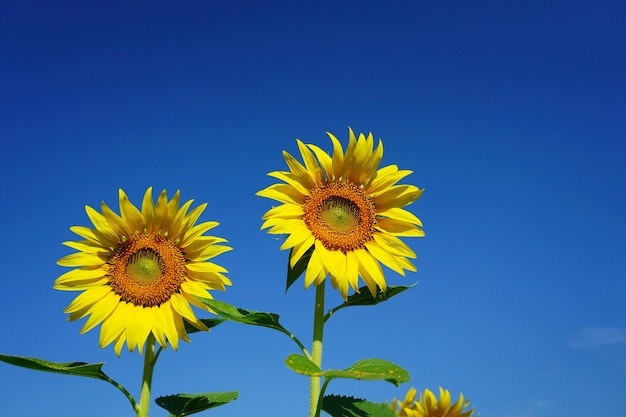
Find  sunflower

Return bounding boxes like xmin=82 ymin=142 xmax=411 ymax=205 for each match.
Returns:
xmin=391 ymin=387 xmax=474 ymax=417
xmin=257 ymin=128 xmax=424 ymax=299
xmin=55 ymin=187 xmax=232 ymax=356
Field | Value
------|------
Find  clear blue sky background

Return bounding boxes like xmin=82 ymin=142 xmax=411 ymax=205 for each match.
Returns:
xmin=1 ymin=1 xmax=625 ymax=416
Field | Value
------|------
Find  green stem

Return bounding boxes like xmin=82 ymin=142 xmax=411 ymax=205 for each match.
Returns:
xmin=137 ymin=334 xmax=157 ymax=417
xmin=314 ymin=378 xmax=332 ymax=417
xmin=310 ymin=281 xmax=326 ymax=417
xmin=102 ymin=374 xmax=138 ymax=411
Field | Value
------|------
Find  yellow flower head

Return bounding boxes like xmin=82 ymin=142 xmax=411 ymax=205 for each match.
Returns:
xmin=391 ymin=387 xmax=474 ymax=417
xmin=55 ymin=187 xmax=232 ymax=356
xmin=258 ymin=128 xmax=424 ymax=299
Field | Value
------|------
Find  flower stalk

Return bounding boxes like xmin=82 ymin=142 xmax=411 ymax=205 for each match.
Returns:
xmin=137 ymin=334 xmax=157 ymax=417
xmin=310 ymin=280 xmax=326 ymax=417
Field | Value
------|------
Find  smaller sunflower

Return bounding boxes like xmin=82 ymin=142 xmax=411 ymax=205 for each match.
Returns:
xmin=258 ymin=128 xmax=424 ymax=299
xmin=55 ymin=187 xmax=232 ymax=356
xmin=391 ymin=387 xmax=474 ymax=417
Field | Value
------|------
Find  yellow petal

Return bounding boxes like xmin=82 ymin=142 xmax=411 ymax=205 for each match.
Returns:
xmin=376 ymin=217 xmax=425 ymax=237
xmin=327 ymin=132 xmax=345 ymax=179
xmin=257 ymin=183 xmax=307 ymax=205
xmin=354 ymin=249 xmax=386 ymax=295
xmin=64 ymin=285 xmax=112 ymax=314
xmin=173 ymin=310 xmax=191 ymax=343
xmin=375 ymin=185 xmax=424 ymax=211
xmin=85 ymin=205 xmax=117 ymax=239
xmin=99 ymin=302 xmax=128 ymax=349
xmin=279 ymin=223 xmax=313 ymax=250
xmin=261 ymin=217 xmax=304 ymax=233
xmin=315 ymin=243 xmax=347 ymax=288
xmin=169 ymin=199 xmax=195 ymax=238
xmin=345 ymin=251 xmax=360 ymax=292
xmin=170 ymin=293 xmax=197 ymax=323
xmin=361 ymin=138 xmax=383 ymax=183
xmin=127 ymin=306 xmax=155 ymax=355
xmin=377 ymin=207 xmax=423 ymax=226
xmin=54 ymin=266 xmax=108 ymax=289
xmin=283 ymin=149 xmax=315 ymax=189
xmin=166 ymin=190 xmax=182 ymax=221
xmin=395 ymin=255 xmax=417 ymax=272
xmin=261 ymin=203 xmax=304 ymax=220
xmin=186 ymin=244 xmax=232 ymax=262
xmin=304 ymin=248 xmax=326 ymax=288
xmin=307 ymin=143 xmax=333 ymax=180
xmin=364 ymin=241 xmax=405 ymax=275
xmin=179 ymin=203 xmax=207 ymax=236
xmin=113 ymin=333 xmax=126 ymax=357
xmin=80 ymin=291 xmax=120 ymax=334
xmin=186 ymin=261 xmax=229 ymax=274
xmin=118 ymin=189 xmax=144 ymax=234
xmin=62 ymin=240 xmax=109 ymax=254
xmin=69 ymin=226 xmax=99 ymax=243
xmin=141 ymin=187 xmax=155 ymax=227
xmin=180 ymin=220 xmax=219 ymax=247
xmin=267 ymin=171 xmax=311 ymax=196
xmin=186 ymin=269 xmax=230 ymax=290
xmin=156 ymin=302 xmax=179 ymax=350
xmin=152 ymin=189 xmax=170 ymax=232
xmin=297 ymin=139 xmax=322 ymax=183
xmin=373 ymin=232 xmax=417 ymax=258
xmin=57 ymin=251 xmax=106 ymax=267
xmin=181 ymin=279 xmax=212 ymax=299
xmin=368 ymin=165 xmax=413 ymax=196
xmin=101 ymin=201 xmax=128 ymax=237
xmin=289 ymin=235 xmax=315 ymax=268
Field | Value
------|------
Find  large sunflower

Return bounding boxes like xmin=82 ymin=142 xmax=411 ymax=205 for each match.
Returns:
xmin=258 ymin=128 xmax=424 ymax=299
xmin=55 ymin=187 xmax=232 ymax=356
xmin=391 ymin=387 xmax=474 ymax=417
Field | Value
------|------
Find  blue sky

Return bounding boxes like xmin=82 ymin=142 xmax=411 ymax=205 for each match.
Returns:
xmin=1 ymin=1 xmax=625 ymax=416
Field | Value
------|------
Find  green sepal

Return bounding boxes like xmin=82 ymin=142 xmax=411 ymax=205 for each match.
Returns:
xmin=285 ymin=353 xmax=322 ymax=376
xmin=196 ymin=298 xmax=307 ymax=353
xmin=284 ymin=355 xmax=410 ymax=386
xmin=286 ymin=245 xmax=313 ymax=292
xmin=0 ymin=354 xmax=109 ymax=380
xmin=322 ymin=395 xmax=396 ymax=417
xmin=155 ymin=391 xmax=238 ymax=417
xmin=325 ymin=284 xmax=416 ymax=322
xmin=184 ymin=317 xmax=226 ymax=335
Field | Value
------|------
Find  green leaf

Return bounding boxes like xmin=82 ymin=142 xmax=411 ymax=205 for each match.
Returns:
xmin=323 ymin=359 xmax=410 ymax=387
xmin=285 ymin=354 xmax=322 ymax=376
xmin=326 ymin=284 xmax=416 ymax=322
xmin=195 ymin=298 xmax=307 ymax=353
xmin=284 ymin=355 xmax=409 ymax=387
xmin=197 ymin=298 xmax=287 ymax=332
xmin=0 ymin=354 xmax=109 ymax=380
xmin=0 ymin=354 xmax=138 ymax=410
xmin=155 ymin=391 xmax=238 ymax=417
xmin=286 ymin=245 xmax=313 ymax=292
xmin=322 ymin=395 xmax=396 ymax=417
xmin=184 ymin=317 xmax=226 ymax=335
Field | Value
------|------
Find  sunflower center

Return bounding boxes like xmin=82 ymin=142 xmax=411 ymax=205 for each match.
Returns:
xmin=303 ymin=181 xmax=376 ymax=252
xmin=126 ymin=249 xmax=164 ymax=285
xmin=319 ymin=197 xmax=360 ymax=234
xmin=108 ymin=233 xmax=186 ymax=307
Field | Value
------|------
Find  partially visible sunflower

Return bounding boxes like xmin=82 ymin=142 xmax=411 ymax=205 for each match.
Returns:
xmin=391 ymin=387 xmax=474 ymax=417
xmin=257 ymin=128 xmax=424 ymax=299
xmin=55 ymin=187 xmax=232 ymax=356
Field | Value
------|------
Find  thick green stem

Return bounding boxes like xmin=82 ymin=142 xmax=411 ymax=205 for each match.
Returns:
xmin=137 ymin=334 xmax=157 ymax=417
xmin=310 ymin=281 xmax=326 ymax=417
